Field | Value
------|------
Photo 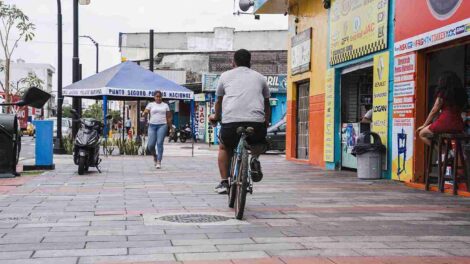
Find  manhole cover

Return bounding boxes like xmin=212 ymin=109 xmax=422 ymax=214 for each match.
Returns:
xmin=157 ymin=214 xmax=231 ymax=223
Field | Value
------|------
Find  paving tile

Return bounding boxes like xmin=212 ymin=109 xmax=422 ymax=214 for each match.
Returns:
xmin=78 ymin=254 xmax=176 ymax=264
xmin=354 ymin=248 xmax=452 ymax=257
xmin=86 ymin=240 xmax=171 ymax=249
xmin=130 ymin=245 xmax=218 ymax=255
xmin=176 ymin=251 xmax=269 ymax=261
xmin=172 ymin=238 xmax=254 ymax=246
xmin=0 ymin=257 xmax=78 ymax=264
xmin=0 ymin=251 xmax=33 ymax=260
xmin=33 ymin=248 xmax=127 ymax=258
xmin=280 ymin=257 xmax=335 ymax=264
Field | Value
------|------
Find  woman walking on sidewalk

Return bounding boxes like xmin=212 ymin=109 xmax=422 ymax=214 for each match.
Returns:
xmin=142 ymin=91 xmax=173 ymax=169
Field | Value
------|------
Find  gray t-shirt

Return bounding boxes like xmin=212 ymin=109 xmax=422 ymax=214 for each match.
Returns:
xmin=216 ymin=67 xmax=270 ymax=124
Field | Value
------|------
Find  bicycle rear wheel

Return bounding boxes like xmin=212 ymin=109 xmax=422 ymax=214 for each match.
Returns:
xmin=228 ymin=155 xmax=237 ymax=208
xmin=235 ymin=147 xmax=249 ymax=220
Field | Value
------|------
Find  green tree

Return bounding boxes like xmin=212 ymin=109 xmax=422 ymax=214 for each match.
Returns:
xmin=62 ymin=105 xmax=73 ymax=118
xmin=83 ymin=103 xmax=103 ymax=120
xmin=11 ymin=71 xmax=44 ymax=97
xmin=0 ymin=1 xmax=35 ymax=112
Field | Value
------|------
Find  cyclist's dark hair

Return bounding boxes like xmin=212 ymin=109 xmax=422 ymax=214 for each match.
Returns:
xmin=435 ymin=71 xmax=468 ymax=111
xmin=154 ymin=90 xmax=163 ymax=97
xmin=234 ymin=49 xmax=251 ymax=68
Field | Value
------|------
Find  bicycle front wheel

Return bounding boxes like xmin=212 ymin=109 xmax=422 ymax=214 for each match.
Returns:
xmin=235 ymin=147 xmax=249 ymax=220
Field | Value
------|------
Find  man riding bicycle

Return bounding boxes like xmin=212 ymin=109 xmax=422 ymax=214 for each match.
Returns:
xmin=209 ymin=49 xmax=271 ymax=194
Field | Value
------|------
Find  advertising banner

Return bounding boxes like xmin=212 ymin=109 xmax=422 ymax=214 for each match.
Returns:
xmin=329 ymin=0 xmax=389 ymax=65
xmin=392 ymin=53 xmax=417 ymax=181
xmin=372 ymin=52 xmax=389 ymax=150
xmin=395 ymin=0 xmax=470 ymax=55
xmin=324 ymin=69 xmax=335 ymax=162
xmin=202 ymin=73 xmax=287 ymax=93
xmin=197 ymin=104 xmax=206 ymax=141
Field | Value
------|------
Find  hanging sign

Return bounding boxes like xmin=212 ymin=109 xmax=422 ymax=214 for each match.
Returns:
xmin=324 ymin=68 xmax=335 ymax=162
xmin=291 ymin=28 xmax=312 ymax=75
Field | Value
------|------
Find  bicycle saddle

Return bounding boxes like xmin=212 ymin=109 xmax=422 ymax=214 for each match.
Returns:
xmin=236 ymin=126 xmax=255 ymax=135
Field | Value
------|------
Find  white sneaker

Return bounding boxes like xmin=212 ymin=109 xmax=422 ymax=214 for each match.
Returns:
xmin=155 ymin=161 xmax=161 ymax=169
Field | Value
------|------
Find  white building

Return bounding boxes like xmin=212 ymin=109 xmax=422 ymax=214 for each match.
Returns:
xmin=0 ymin=59 xmax=55 ymax=117
xmin=120 ymin=27 xmax=288 ymax=62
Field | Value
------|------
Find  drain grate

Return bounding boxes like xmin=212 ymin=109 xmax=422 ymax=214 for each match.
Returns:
xmin=156 ymin=214 xmax=231 ymax=223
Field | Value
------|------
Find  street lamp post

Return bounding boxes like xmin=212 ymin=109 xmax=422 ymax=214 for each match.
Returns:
xmin=80 ymin=35 xmax=99 ymax=73
xmin=54 ymin=0 xmax=66 ymax=154
xmin=71 ymin=0 xmax=90 ymax=138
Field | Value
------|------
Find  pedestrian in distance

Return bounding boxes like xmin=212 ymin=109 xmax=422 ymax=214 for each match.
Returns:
xmin=142 ymin=91 xmax=174 ymax=169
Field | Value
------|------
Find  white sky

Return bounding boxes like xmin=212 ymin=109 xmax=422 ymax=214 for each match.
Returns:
xmin=4 ymin=0 xmax=287 ymax=93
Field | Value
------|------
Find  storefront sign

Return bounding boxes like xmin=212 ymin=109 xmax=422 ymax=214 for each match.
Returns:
xmin=198 ymin=104 xmax=205 ymax=141
xmin=391 ymin=52 xmax=417 ymax=182
xmin=291 ymin=28 xmax=311 ymax=75
xmin=324 ymin=68 xmax=335 ymax=162
xmin=329 ymin=0 xmax=389 ymax=65
xmin=394 ymin=0 xmax=470 ymax=55
xmin=63 ymin=87 xmax=194 ymax=100
xmin=194 ymin=93 xmax=206 ymax=102
xmin=202 ymin=73 xmax=287 ymax=93
xmin=202 ymin=74 xmax=221 ymax=92
xmin=372 ymin=52 xmax=389 ymax=150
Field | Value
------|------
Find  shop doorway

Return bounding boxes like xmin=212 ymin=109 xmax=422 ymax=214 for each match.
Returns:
xmin=340 ymin=64 xmax=373 ymax=169
xmin=426 ymin=43 xmax=470 ymax=132
xmin=296 ymin=82 xmax=309 ymax=160
xmin=416 ymin=43 xmax=470 ymax=180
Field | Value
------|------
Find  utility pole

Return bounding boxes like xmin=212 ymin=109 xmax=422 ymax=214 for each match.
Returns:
xmin=54 ymin=0 xmax=66 ymax=154
xmin=71 ymin=0 xmax=81 ymax=138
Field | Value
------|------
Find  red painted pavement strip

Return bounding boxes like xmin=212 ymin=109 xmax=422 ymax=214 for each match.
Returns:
xmin=253 ymin=205 xmax=470 ymax=213
xmin=328 ymin=257 xmax=470 ymax=264
xmin=90 ymin=257 xmax=470 ymax=264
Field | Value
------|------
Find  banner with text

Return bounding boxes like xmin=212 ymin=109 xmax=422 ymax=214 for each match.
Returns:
xmin=324 ymin=68 xmax=336 ymax=162
xmin=372 ymin=52 xmax=390 ymax=152
xmin=391 ymin=52 xmax=416 ymax=182
xmin=329 ymin=0 xmax=389 ymax=65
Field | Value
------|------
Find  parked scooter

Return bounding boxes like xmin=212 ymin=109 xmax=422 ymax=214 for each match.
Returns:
xmin=179 ymin=123 xmax=193 ymax=143
xmin=168 ymin=124 xmax=179 ymax=143
xmin=70 ymin=109 xmax=112 ymax=175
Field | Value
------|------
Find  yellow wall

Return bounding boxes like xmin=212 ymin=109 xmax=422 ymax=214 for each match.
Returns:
xmin=287 ymin=0 xmax=328 ymax=100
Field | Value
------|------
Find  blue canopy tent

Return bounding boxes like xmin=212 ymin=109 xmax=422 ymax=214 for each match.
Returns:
xmin=63 ymin=61 xmax=195 ymax=145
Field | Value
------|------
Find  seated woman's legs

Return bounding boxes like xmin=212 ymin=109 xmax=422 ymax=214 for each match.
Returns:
xmin=419 ymin=125 xmax=434 ymax=146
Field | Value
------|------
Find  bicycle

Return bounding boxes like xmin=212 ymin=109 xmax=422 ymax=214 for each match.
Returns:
xmin=227 ymin=126 xmax=265 ymax=220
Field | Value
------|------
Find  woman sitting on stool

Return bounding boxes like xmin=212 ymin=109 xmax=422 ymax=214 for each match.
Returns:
xmin=417 ymin=71 xmax=468 ymax=146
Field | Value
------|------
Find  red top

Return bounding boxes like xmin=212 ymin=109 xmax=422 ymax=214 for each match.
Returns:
xmin=429 ymin=93 xmax=464 ymax=134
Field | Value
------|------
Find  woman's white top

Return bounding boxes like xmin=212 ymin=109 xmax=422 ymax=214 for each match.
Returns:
xmin=145 ymin=102 xmax=170 ymax=125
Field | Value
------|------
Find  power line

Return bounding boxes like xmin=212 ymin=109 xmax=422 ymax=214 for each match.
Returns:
xmin=12 ymin=39 xmax=151 ymax=49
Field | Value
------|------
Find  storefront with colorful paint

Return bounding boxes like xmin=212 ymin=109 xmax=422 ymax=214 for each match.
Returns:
xmin=255 ymin=0 xmax=329 ymax=167
xmin=393 ymin=0 xmax=470 ymax=184
xmin=323 ymin=0 xmax=395 ymax=178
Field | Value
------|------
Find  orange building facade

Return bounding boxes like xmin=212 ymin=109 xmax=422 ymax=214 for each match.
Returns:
xmin=256 ymin=0 xmax=329 ymax=167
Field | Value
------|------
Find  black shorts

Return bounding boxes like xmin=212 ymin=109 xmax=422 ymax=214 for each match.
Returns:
xmin=219 ymin=122 xmax=267 ymax=150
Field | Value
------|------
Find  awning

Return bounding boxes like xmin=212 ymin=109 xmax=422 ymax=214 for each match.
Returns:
xmin=254 ymin=0 xmax=288 ymax=14
xmin=63 ymin=61 xmax=194 ymax=101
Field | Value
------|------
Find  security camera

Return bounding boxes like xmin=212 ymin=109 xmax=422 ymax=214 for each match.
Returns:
xmin=323 ymin=0 xmax=331 ymax=9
